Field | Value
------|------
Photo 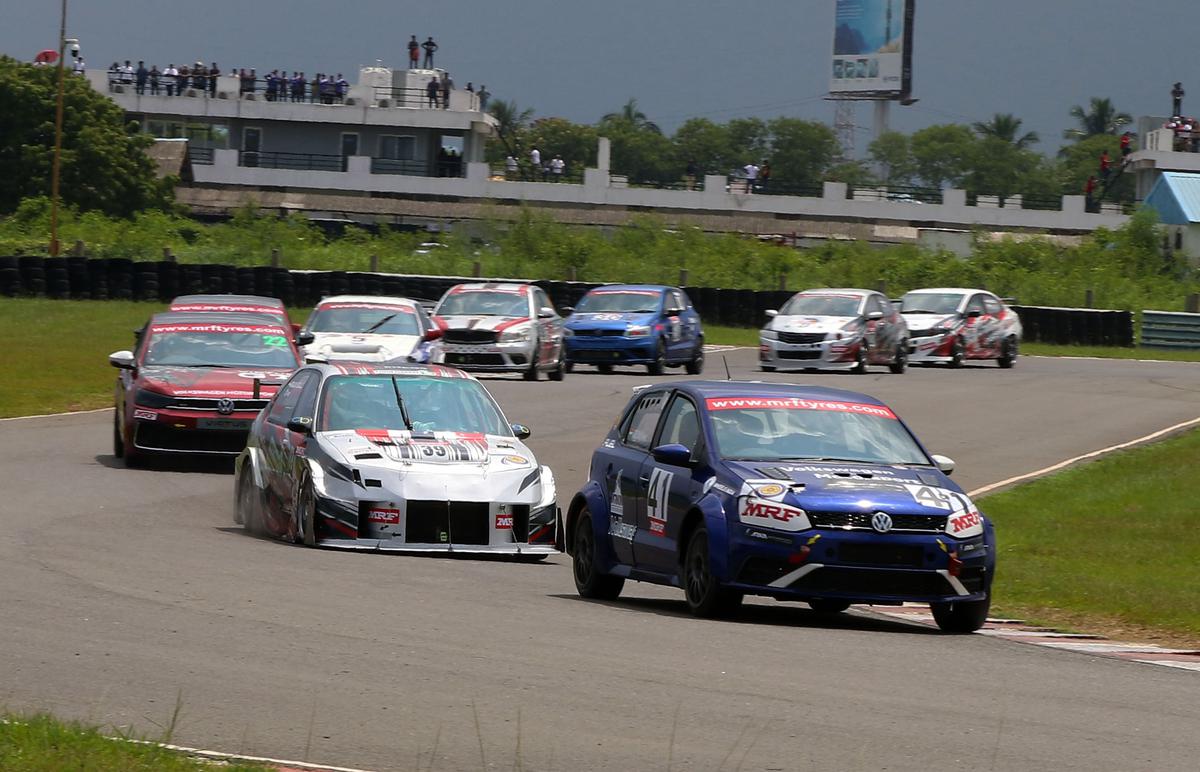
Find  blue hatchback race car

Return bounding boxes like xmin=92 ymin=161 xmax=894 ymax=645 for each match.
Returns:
xmin=566 ymin=381 xmax=995 ymax=632
xmin=563 ymin=285 xmax=704 ymax=375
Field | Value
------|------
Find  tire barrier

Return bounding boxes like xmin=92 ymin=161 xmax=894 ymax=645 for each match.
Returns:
xmin=2 ymin=256 xmax=1144 ymax=348
xmin=1011 ymin=305 xmax=1134 ymax=347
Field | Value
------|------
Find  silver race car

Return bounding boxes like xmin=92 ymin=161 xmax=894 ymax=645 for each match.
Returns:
xmin=899 ymin=288 xmax=1023 ymax=367
xmin=299 ymin=295 xmax=443 ymax=364
xmin=759 ymin=288 xmax=909 ymax=373
xmin=234 ymin=363 xmax=560 ymax=556
xmin=433 ymin=282 xmax=567 ymax=380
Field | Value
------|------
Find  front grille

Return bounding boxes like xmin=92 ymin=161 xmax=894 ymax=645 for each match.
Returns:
xmin=958 ymin=566 xmax=987 ymax=593
xmin=779 ymin=350 xmax=822 ymax=360
xmin=445 ymin=352 xmax=506 ymax=366
xmin=908 ymin=329 xmax=935 ymax=338
xmin=737 ymin=556 xmax=794 ymax=585
xmin=134 ymin=422 xmax=249 ymax=454
xmin=405 ymin=500 xmax=490 ymax=545
xmin=792 ymin=566 xmax=950 ymax=597
xmin=571 ymin=349 xmax=635 ymax=362
xmin=809 ymin=511 xmax=946 ymax=533
xmin=838 ymin=542 xmax=926 ymax=568
xmin=166 ymin=397 xmax=270 ymax=411
xmin=573 ymin=329 xmax=626 ymax=337
xmin=444 ymin=329 xmax=498 ymax=344
xmin=778 ymin=331 xmax=827 ymax=345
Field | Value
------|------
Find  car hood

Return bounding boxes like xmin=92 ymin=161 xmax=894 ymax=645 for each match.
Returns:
xmin=567 ymin=312 xmax=656 ymax=328
xmin=769 ymin=315 xmax=857 ymax=335
xmin=138 ymin=365 xmax=293 ymax=398
xmin=318 ymin=429 xmax=537 ymax=469
xmin=305 ymin=332 xmax=421 ymax=362
xmin=723 ymin=459 xmax=972 ymax=515
xmin=438 ymin=315 xmax=529 ymax=332
xmin=901 ymin=312 xmax=957 ymax=329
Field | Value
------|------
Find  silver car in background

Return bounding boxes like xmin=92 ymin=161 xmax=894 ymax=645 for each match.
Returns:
xmin=434 ymin=282 xmax=566 ymax=381
xmin=299 ymin=295 xmax=443 ymax=365
xmin=759 ymin=288 xmax=909 ymax=373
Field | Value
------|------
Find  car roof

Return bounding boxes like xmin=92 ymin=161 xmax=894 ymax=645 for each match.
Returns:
xmin=307 ymin=362 xmax=477 ymax=380
xmin=446 ymin=282 xmax=532 ymax=294
xmin=647 ymin=380 xmax=894 ymax=409
xmin=586 ymin=284 xmax=671 ymax=294
xmin=170 ymin=294 xmax=286 ymax=309
xmin=902 ymin=287 xmax=991 ymax=296
xmin=315 ymin=295 xmax=421 ymax=307
xmin=147 ymin=311 xmax=292 ymax=329
xmin=793 ymin=288 xmax=875 ymax=297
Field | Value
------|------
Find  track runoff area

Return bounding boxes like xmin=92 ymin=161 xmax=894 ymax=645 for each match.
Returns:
xmin=2 ymin=348 xmax=1199 ymax=771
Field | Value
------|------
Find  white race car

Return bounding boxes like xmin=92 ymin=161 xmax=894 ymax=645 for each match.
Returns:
xmin=299 ymin=295 xmax=443 ymax=364
xmin=759 ymin=288 xmax=909 ymax=373
xmin=899 ymin=288 xmax=1022 ymax=367
xmin=433 ymin=282 xmax=567 ymax=380
xmin=234 ymin=363 xmax=560 ymax=556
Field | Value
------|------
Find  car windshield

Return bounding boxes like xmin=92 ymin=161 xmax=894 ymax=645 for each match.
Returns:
xmin=308 ymin=305 xmax=421 ymax=335
xmin=707 ymin=399 xmax=929 ymax=465
xmin=576 ymin=291 xmax=662 ymax=314
xmin=437 ymin=291 xmax=528 ymax=317
xmin=319 ymin=375 xmax=511 ymax=436
xmin=780 ymin=294 xmax=862 ymax=317
xmin=899 ymin=292 xmax=965 ymax=314
xmin=142 ymin=329 xmax=298 ymax=368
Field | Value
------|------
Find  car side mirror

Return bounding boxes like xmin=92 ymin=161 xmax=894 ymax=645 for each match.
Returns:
xmin=422 ymin=328 xmax=443 ymax=342
xmin=966 ymin=310 xmax=982 ymax=319
xmin=931 ymin=454 xmax=956 ymax=475
xmin=765 ymin=309 xmax=778 ymax=318
xmin=287 ymin=416 xmax=313 ymax=435
xmin=109 ymin=350 xmax=135 ymax=369
xmin=304 ymin=353 xmax=329 ymax=365
xmin=295 ymin=331 xmax=315 ymax=346
xmin=651 ymin=443 xmax=693 ymax=466
xmin=511 ymin=423 xmax=531 ymax=440
xmin=537 ymin=307 xmax=556 ymax=319
xmin=867 ymin=310 xmax=884 ymax=320
xmin=561 ymin=306 xmax=575 ymax=315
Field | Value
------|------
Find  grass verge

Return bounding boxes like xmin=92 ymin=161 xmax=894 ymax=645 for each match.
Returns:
xmin=0 ymin=713 xmax=265 ymax=771
xmin=1022 ymin=342 xmax=1200 ymax=361
xmin=981 ymin=427 xmax=1200 ymax=643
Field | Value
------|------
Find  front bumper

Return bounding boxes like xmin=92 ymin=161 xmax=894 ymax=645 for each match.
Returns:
xmin=442 ymin=341 xmax=534 ymax=372
xmin=759 ymin=337 xmax=862 ymax=371
xmin=131 ymin=407 xmax=258 ymax=455
xmin=908 ymin=333 xmax=956 ymax=363
xmin=565 ymin=334 xmax=657 ymax=365
xmin=726 ymin=526 xmax=991 ymax=604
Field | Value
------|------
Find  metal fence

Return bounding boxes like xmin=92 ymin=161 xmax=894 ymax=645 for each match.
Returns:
xmin=188 ymin=147 xmax=214 ymax=165
xmin=1141 ymin=310 xmax=1200 ymax=348
xmin=238 ymin=151 xmax=346 ymax=172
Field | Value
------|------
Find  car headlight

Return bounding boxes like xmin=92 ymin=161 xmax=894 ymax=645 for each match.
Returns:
xmin=134 ymin=388 xmax=174 ymax=408
xmin=626 ymin=324 xmax=651 ymax=337
xmin=935 ymin=316 xmax=959 ymax=331
xmin=499 ymin=327 xmax=531 ymax=344
xmin=760 ymin=329 xmax=778 ymax=340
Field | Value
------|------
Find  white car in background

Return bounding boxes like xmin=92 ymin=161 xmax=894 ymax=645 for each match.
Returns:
xmin=899 ymin=288 xmax=1022 ymax=368
xmin=759 ymin=288 xmax=909 ymax=373
xmin=434 ymin=282 xmax=567 ymax=381
xmin=299 ymin=295 xmax=443 ymax=364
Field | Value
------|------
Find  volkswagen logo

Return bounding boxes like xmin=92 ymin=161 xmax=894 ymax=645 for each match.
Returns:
xmin=871 ymin=512 xmax=893 ymax=533
xmin=216 ymin=398 xmax=236 ymax=415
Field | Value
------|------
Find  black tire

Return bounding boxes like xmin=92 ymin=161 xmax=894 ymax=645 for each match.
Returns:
xmin=112 ymin=408 xmax=125 ymax=459
xmin=295 ymin=477 xmax=317 ymax=546
xmin=948 ymin=338 xmax=965 ymax=368
xmin=572 ymin=511 xmax=624 ymax=600
xmin=597 ymin=363 xmax=613 ymax=374
xmin=548 ymin=349 xmax=566 ymax=381
xmin=682 ymin=527 xmax=742 ymax=618
xmin=850 ymin=345 xmax=868 ymax=374
xmin=523 ymin=347 xmax=540 ymax=381
xmin=236 ymin=467 xmax=266 ymax=536
xmin=931 ymin=593 xmax=991 ymax=633
xmin=760 ymin=364 xmax=776 ymax=373
xmin=807 ymin=599 xmax=852 ymax=614
xmin=647 ymin=340 xmax=667 ymax=376
xmin=888 ymin=342 xmax=907 ymax=374
xmin=685 ymin=339 xmax=705 ymax=375
xmin=997 ymin=337 xmax=1018 ymax=368
xmin=564 ymin=361 xmax=575 ymax=373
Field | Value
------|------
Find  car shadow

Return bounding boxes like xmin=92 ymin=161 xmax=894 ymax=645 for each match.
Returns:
xmin=94 ymin=453 xmax=234 ymax=475
xmin=547 ymin=593 xmax=939 ymax=635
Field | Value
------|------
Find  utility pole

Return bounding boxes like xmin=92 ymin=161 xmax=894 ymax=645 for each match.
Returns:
xmin=49 ymin=0 xmax=68 ymax=256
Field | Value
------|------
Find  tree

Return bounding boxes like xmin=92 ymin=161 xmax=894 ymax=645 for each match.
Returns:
xmin=670 ymin=117 xmax=732 ymax=177
xmin=868 ymin=131 xmax=916 ymax=186
xmin=972 ymin=113 xmax=1039 ymax=149
xmin=487 ymin=98 xmax=535 ymax=160
xmin=600 ymin=98 xmax=661 ymax=134
xmin=526 ymin=117 xmax=597 ymax=176
xmin=725 ymin=117 xmax=770 ymax=168
xmin=1063 ymin=97 xmax=1132 ymax=140
xmin=963 ymin=137 xmax=1042 ymax=197
xmin=764 ymin=117 xmax=839 ymax=189
xmin=910 ymin=124 xmax=977 ymax=189
xmin=0 ymin=56 xmax=171 ymax=216
xmin=1058 ymin=134 xmax=1134 ymax=203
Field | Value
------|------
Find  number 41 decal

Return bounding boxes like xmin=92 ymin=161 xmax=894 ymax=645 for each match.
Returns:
xmin=647 ymin=468 xmax=673 ymax=535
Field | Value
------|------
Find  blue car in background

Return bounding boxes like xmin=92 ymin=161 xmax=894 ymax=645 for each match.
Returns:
xmin=563 ymin=285 xmax=704 ymax=375
xmin=565 ymin=381 xmax=995 ymax=633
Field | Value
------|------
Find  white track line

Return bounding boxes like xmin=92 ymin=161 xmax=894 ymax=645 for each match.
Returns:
xmin=0 ymin=407 xmax=112 ymax=423
xmin=155 ymin=741 xmax=374 ymax=771
xmin=969 ymin=414 xmax=1200 ymax=497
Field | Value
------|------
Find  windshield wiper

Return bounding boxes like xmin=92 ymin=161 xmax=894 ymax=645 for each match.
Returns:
xmin=390 ymin=376 xmax=414 ymax=431
xmin=363 ymin=314 xmax=398 ymax=334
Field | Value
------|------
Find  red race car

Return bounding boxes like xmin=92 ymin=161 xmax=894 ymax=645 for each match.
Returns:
xmin=109 ymin=311 xmax=302 ymax=465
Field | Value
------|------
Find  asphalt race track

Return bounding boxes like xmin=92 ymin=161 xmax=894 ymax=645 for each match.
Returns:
xmin=3 ymin=349 xmax=1200 ymax=771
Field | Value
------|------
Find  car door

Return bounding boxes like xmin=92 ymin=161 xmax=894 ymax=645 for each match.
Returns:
xmin=662 ymin=289 xmax=692 ymax=361
xmin=261 ymin=370 xmax=316 ymax=524
xmin=863 ymin=294 xmax=890 ymax=362
xmin=634 ymin=392 xmax=705 ymax=574
xmin=979 ymin=294 xmax=1006 ymax=356
xmin=961 ymin=294 xmax=988 ymax=357
xmin=532 ymin=287 xmax=561 ymax=364
xmin=604 ymin=390 xmax=669 ymax=566
xmin=680 ymin=289 xmax=702 ymax=347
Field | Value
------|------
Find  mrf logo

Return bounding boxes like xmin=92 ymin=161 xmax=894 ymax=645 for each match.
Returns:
xmin=739 ymin=498 xmax=808 ymax=532
xmin=496 ymin=513 xmax=514 ymax=530
xmin=949 ymin=511 xmax=981 ymax=534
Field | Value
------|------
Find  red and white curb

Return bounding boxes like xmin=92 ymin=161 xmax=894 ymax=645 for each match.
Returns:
xmin=861 ymin=604 xmax=1200 ymax=672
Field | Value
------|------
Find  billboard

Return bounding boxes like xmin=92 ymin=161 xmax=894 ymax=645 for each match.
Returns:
xmin=830 ymin=0 xmax=915 ymax=99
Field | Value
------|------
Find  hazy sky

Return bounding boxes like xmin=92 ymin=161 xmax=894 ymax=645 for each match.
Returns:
xmin=3 ymin=1 xmax=1197 ymax=155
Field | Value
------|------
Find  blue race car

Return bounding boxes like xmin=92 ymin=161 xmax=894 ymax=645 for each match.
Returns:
xmin=565 ymin=381 xmax=996 ymax=632
xmin=563 ymin=285 xmax=704 ymax=375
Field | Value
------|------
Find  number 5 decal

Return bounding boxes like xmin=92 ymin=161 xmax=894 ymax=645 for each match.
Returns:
xmin=647 ymin=467 xmax=673 ymax=535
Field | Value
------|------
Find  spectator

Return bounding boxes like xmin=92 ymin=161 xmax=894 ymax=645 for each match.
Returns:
xmin=192 ymin=61 xmax=206 ymax=92
xmin=293 ymin=72 xmax=307 ymax=103
xmin=135 ymin=61 xmax=148 ymax=95
xmin=440 ymin=71 xmax=453 ymax=109
xmin=265 ymin=70 xmax=278 ymax=100
xmin=71 ymin=54 xmax=86 ymax=76
xmin=149 ymin=64 xmax=160 ymax=95
xmin=1172 ymin=82 xmax=1185 ymax=116
xmin=550 ymin=155 xmax=565 ymax=180
xmin=685 ymin=158 xmax=697 ymax=190
xmin=121 ymin=60 xmax=134 ymax=85
xmin=743 ymin=161 xmax=759 ymax=193
xmin=476 ymin=84 xmax=489 ymax=112
xmin=1120 ymin=131 xmax=1133 ymax=158
xmin=163 ymin=63 xmax=178 ymax=95
xmin=108 ymin=61 xmax=120 ymax=89
xmin=422 ymin=36 xmax=438 ymax=68
xmin=208 ymin=62 xmax=220 ymax=97
xmin=1084 ymin=175 xmax=1097 ymax=211
xmin=426 ymin=76 xmax=440 ymax=108
xmin=1098 ymin=150 xmax=1111 ymax=182
xmin=408 ymin=35 xmax=420 ymax=69
xmin=530 ymin=146 xmax=541 ymax=180
xmin=505 ymin=154 xmax=518 ymax=180
xmin=176 ymin=63 xmax=190 ymax=95
xmin=758 ymin=160 xmax=771 ymax=191
xmin=465 ymin=81 xmax=474 ymax=92
xmin=336 ymin=73 xmax=348 ymax=102
xmin=314 ymin=73 xmax=324 ymax=104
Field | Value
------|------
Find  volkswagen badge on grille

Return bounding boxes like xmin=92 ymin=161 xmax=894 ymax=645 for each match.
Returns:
xmin=216 ymin=398 xmax=236 ymax=415
xmin=871 ymin=512 xmax=893 ymax=533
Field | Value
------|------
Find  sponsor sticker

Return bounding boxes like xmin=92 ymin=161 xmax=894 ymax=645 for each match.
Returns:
xmin=368 ymin=508 xmax=401 ymax=525
xmin=705 ymin=397 xmax=896 ymax=419
xmin=150 ymin=324 xmax=283 ymax=335
xmin=496 ymin=513 xmax=514 ymax=530
xmin=755 ymin=483 xmax=786 ymax=498
xmin=500 ymin=454 xmax=529 ymax=466
xmin=646 ymin=468 xmax=673 ymax=536
xmin=132 ymin=408 xmax=158 ymax=421
xmin=739 ymin=497 xmax=810 ymax=532
xmin=948 ymin=511 xmax=982 ymax=535
xmin=261 ymin=335 xmax=288 ymax=347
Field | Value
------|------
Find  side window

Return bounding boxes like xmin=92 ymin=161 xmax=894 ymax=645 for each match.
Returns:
xmin=292 ymin=374 xmax=321 ymax=422
xmin=967 ymin=295 xmax=987 ymax=315
xmin=668 ymin=290 xmax=685 ymax=313
xmin=267 ymin=371 xmax=314 ymax=426
xmin=534 ymin=288 xmax=553 ymax=316
xmin=678 ymin=290 xmax=694 ymax=311
xmin=658 ymin=396 xmax=701 ymax=454
xmin=623 ymin=391 xmax=668 ymax=450
xmin=983 ymin=296 xmax=1003 ymax=316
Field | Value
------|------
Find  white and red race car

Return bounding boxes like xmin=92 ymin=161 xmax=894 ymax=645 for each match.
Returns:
xmin=899 ymin=288 xmax=1022 ymax=367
